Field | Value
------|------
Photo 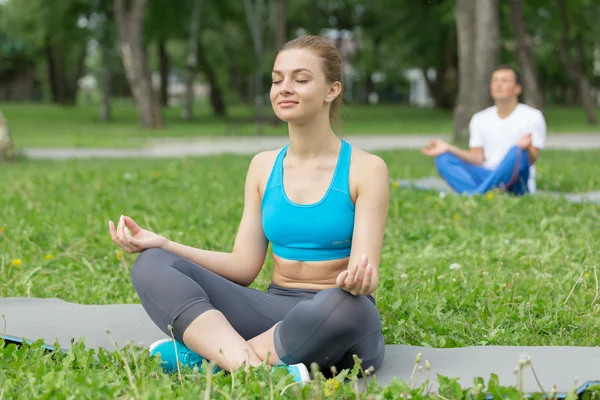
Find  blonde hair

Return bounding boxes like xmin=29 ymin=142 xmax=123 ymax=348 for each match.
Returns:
xmin=278 ymin=35 xmax=344 ymax=126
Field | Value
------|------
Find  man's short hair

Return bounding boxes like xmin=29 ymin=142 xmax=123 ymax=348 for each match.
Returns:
xmin=492 ymin=64 xmax=521 ymax=85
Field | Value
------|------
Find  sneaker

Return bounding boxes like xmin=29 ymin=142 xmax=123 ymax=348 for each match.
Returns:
xmin=149 ymin=338 xmax=205 ymax=373
xmin=282 ymin=363 xmax=311 ymax=383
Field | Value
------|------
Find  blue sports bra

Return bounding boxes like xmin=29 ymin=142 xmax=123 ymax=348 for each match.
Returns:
xmin=261 ymin=140 xmax=355 ymax=261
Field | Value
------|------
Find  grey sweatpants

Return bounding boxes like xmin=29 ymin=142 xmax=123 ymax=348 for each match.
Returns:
xmin=130 ymin=248 xmax=385 ymax=372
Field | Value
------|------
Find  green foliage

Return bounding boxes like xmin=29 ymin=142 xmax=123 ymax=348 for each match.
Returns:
xmin=1 ymin=149 xmax=599 ymax=397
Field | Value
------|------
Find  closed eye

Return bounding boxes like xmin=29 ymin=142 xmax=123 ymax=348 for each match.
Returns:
xmin=296 ymin=80 xmax=308 ymax=83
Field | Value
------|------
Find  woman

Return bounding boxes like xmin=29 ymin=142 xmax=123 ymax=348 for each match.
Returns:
xmin=109 ymin=35 xmax=389 ymax=382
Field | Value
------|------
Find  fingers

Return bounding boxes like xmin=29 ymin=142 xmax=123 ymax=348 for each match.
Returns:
xmin=359 ymin=264 xmax=373 ymax=295
xmin=124 ymin=216 xmax=142 ymax=235
xmin=339 ymin=255 xmax=370 ymax=296
xmin=336 ymin=270 xmax=348 ymax=287
xmin=109 ymin=220 xmax=117 ymax=242
xmin=110 ymin=216 xmax=136 ymax=253
xmin=349 ymin=256 xmax=368 ymax=287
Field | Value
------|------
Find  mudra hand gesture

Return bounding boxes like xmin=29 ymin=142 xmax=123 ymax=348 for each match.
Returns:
xmin=517 ymin=133 xmax=532 ymax=149
xmin=336 ymin=254 xmax=377 ymax=296
xmin=109 ymin=215 xmax=168 ymax=253
xmin=421 ymin=139 xmax=450 ymax=157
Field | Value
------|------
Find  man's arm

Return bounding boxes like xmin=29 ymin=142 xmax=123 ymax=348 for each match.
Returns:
xmin=447 ymin=145 xmax=484 ymax=166
xmin=526 ymin=145 xmax=540 ymax=165
xmin=421 ymin=140 xmax=484 ymax=165
xmin=518 ymin=134 xmax=541 ymax=165
xmin=525 ymin=111 xmax=546 ymax=166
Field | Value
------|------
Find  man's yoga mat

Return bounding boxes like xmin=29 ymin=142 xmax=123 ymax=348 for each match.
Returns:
xmin=393 ymin=177 xmax=600 ymax=204
xmin=1 ymin=298 xmax=599 ymax=396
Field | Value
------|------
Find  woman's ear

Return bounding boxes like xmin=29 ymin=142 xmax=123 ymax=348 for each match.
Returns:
xmin=325 ymin=81 xmax=342 ymax=103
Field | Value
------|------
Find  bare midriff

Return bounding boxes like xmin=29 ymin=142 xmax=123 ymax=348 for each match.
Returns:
xmin=270 ymin=254 xmax=349 ymax=290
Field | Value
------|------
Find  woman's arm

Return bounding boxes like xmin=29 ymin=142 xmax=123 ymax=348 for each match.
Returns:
xmin=158 ymin=153 xmax=271 ymax=286
xmin=337 ymin=152 xmax=389 ymax=296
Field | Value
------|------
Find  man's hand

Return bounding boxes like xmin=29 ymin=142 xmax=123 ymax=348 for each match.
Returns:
xmin=421 ymin=140 xmax=450 ymax=157
xmin=518 ymin=134 xmax=532 ymax=150
xmin=336 ymin=254 xmax=378 ymax=296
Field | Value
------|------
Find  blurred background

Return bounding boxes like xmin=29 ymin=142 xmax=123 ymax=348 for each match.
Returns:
xmin=0 ymin=0 xmax=599 ymax=151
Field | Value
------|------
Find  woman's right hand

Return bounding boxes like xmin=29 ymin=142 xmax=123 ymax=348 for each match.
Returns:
xmin=109 ymin=215 xmax=169 ymax=254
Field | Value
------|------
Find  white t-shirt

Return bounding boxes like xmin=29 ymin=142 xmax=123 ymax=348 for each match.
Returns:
xmin=468 ymin=103 xmax=547 ymax=193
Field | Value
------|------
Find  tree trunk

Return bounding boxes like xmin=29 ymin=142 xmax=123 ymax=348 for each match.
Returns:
xmin=454 ymin=0 xmax=499 ymax=141
xmin=45 ymin=42 xmax=66 ymax=104
xmin=453 ymin=0 xmax=477 ymax=141
xmin=158 ymin=39 xmax=169 ymax=107
xmin=576 ymin=33 xmax=597 ymax=123
xmin=182 ymin=0 xmax=203 ymax=121
xmin=100 ymin=44 xmax=112 ymax=121
xmin=243 ymin=0 xmax=265 ymax=136
xmin=44 ymin=40 xmax=84 ymax=106
xmin=422 ymin=32 xmax=455 ymax=110
xmin=508 ymin=0 xmax=544 ymax=111
xmin=557 ymin=0 xmax=597 ymax=124
xmin=114 ymin=0 xmax=164 ymax=128
xmin=197 ymin=39 xmax=227 ymax=116
xmin=275 ymin=0 xmax=286 ymax=50
xmin=473 ymin=0 xmax=499 ymax=110
xmin=229 ymin=65 xmax=248 ymax=103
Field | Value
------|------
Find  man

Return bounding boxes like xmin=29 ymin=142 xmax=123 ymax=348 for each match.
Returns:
xmin=422 ymin=65 xmax=547 ymax=195
xmin=0 ymin=109 xmax=15 ymax=162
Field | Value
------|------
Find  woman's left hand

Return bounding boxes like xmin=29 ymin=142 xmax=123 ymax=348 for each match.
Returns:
xmin=336 ymin=254 xmax=378 ymax=296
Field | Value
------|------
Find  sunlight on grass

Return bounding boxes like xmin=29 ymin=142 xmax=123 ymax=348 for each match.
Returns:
xmin=1 ymin=149 xmax=599 ymax=398
xmin=1 ymin=102 xmax=598 ymax=148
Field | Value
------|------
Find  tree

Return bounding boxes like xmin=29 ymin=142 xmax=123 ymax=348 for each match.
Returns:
xmin=2 ymin=0 xmax=92 ymax=105
xmin=557 ymin=0 xmax=597 ymax=125
xmin=454 ymin=0 xmax=499 ymax=141
xmin=114 ymin=0 xmax=164 ymax=128
xmin=91 ymin=0 xmax=119 ymax=121
xmin=182 ymin=0 xmax=204 ymax=121
xmin=275 ymin=0 xmax=287 ymax=50
xmin=508 ymin=0 xmax=544 ymax=111
xmin=243 ymin=0 xmax=266 ymax=135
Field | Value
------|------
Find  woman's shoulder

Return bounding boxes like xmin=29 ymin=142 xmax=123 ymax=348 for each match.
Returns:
xmin=250 ymin=148 xmax=282 ymax=170
xmin=348 ymin=145 xmax=388 ymax=174
xmin=245 ymin=148 xmax=284 ymax=186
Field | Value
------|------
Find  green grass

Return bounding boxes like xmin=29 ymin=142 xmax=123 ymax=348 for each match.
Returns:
xmin=1 ymin=101 xmax=599 ymax=148
xmin=1 ymin=149 xmax=600 ymax=398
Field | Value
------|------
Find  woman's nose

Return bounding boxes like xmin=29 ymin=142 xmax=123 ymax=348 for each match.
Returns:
xmin=280 ymin=78 xmax=294 ymax=94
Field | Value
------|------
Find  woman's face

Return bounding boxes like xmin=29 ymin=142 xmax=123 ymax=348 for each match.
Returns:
xmin=270 ymin=48 xmax=339 ymax=124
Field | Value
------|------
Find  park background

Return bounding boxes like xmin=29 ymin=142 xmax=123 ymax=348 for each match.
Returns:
xmin=1 ymin=0 xmax=600 ymax=398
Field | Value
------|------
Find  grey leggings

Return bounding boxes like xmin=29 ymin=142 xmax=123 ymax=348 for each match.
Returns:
xmin=130 ymin=248 xmax=385 ymax=372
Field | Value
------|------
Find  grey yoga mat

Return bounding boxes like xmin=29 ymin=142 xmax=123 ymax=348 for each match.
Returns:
xmin=393 ymin=177 xmax=600 ymax=204
xmin=1 ymin=297 xmax=599 ymax=395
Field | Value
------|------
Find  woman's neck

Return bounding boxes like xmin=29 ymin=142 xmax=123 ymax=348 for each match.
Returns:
xmin=286 ymin=111 xmax=340 ymax=159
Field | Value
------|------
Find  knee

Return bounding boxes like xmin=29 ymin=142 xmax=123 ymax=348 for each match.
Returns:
xmin=130 ymin=248 xmax=171 ymax=284
xmin=313 ymin=289 xmax=380 ymax=335
xmin=434 ymin=152 xmax=455 ymax=169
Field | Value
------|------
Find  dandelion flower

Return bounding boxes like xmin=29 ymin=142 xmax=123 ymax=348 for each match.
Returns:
xmin=0 ymin=227 xmax=4 ymax=233
xmin=323 ymin=379 xmax=340 ymax=396
xmin=391 ymin=180 xmax=399 ymax=188
xmin=116 ymin=251 xmax=123 ymax=260
xmin=487 ymin=191 xmax=495 ymax=200
xmin=44 ymin=254 xmax=54 ymax=260
xmin=453 ymin=214 xmax=460 ymax=221
xmin=12 ymin=258 xmax=22 ymax=267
